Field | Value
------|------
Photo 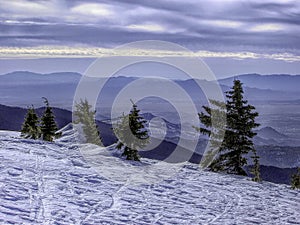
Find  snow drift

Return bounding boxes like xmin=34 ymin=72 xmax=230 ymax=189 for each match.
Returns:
xmin=0 ymin=127 xmax=299 ymax=224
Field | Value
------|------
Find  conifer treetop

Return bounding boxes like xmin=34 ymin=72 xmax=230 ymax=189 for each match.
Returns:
xmin=42 ymin=97 xmax=50 ymax=107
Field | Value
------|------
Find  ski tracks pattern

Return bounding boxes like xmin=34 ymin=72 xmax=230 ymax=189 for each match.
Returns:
xmin=0 ymin=131 xmax=299 ymax=224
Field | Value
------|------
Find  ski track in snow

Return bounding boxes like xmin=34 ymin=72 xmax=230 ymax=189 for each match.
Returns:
xmin=0 ymin=130 xmax=299 ymax=225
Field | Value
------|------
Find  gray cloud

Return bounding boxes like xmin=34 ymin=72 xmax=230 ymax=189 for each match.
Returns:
xmin=0 ymin=0 xmax=299 ymax=55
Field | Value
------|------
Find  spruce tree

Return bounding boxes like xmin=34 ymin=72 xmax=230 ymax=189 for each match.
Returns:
xmin=40 ymin=97 xmax=58 ymax=142
xmin=251 ymin=150 xmax=261 ymax=182
xmin=115 ymin=101 xmax=149 ymax=161
xmin=291 ymin=168 xmax=300 ymax=190
xmin=20 ymin=106 xmax=41 ymax=139
xmin=197 ymin=80 xmax=260 ymax=176
xmin=74 ymin=99 xmax=102 ymax=146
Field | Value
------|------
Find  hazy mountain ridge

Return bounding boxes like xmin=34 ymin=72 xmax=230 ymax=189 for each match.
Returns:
xmin=0 ymin=71 xmax=82 ymax=84
xmin=256 ymin=126 xmax=288 ymax=139
xmin=1 ymin=71 xmax=299 ymax=170
xmin=1 ymin=71 xmax=299 ymax=141
xmin=218 ymin=73 xmax=300 ymax=92
xmin=1 ymin=71 xmax=299 ymax=111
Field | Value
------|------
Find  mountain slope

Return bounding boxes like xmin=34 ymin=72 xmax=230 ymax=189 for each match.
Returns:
xmin=0 ymin=130 xmax=299 ymax=224
xmin=253 ymin=127 xmax=300 ymax=147
xmin=0 ymin=104 xmax=72 ymax=131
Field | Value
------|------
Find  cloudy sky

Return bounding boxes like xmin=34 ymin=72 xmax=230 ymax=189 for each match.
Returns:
xmin=0 ymin=0 xmax=299 ymax=77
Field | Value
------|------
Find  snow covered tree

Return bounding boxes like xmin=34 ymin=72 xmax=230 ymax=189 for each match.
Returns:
xmin=197 ymin=79 xmax=260 ymax=176
xmin=291 ymin=168 xmax=300 ymax=190
xmin=74 ymin=99 xmax=102 ymax=146
xmin=115 ymin=101 xmax=149 ymax=161
xmin=20 ymin=106 xmax=41 ymax=139
xmin=40 ymin=97 xmax=58 ymax=142
xmin=194 ymin=99 xmax=227 ymax=169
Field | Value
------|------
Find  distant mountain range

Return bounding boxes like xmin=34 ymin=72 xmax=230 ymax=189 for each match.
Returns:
xmin=1 ymin=71 xmax=299 ymax=137
xmin=0 ymin=71 xmax=299 ymax=110
xmin=0 ymin=71 xmax=82 ymax=85
xmin=1 ymin=71 xmax=300 ymax=161
xmin=256 ymin=126 xmax=288 ymax=139
xmin=219 ymin=73 xmax=300 ymax=92
xmin=253 ymin=127 xmax=300 ymax=147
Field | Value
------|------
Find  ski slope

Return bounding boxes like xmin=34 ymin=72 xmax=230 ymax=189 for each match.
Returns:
xmin=0 ymin=129 xmax=299 ymax=225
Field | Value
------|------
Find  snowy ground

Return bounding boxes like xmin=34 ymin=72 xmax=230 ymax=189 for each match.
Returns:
xmin=0 ymin=129 xmax=299 ymax=225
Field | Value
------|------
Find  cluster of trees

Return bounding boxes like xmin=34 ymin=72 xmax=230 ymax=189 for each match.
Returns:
xmin=21 ymin=97 xmax=59 ymax=142
xmin=73 ymin=99 xmax=148 ymax=161
xmin=20 ymin=80 xmax=299 ymax=189
xmin=75 ymin=80 xmax=262 ymax=182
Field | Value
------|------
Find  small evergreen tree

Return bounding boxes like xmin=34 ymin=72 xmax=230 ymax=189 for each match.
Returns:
xmin=197 ymin=80 xmax=260 ymax=176
xmin=40 ymin=97 xmax=58 ymax=142
xmin=291 ymin=168 xmax=300 ymax=190
xmin=251 ymin=149 xmax=261 ymax=182
xmin=20 ymin=106 xmax=41 ymax=139
xmin=115 ymin=101 xmax=149 ymax=161
xmin=74 ymin=99 xmax=102 ymax=146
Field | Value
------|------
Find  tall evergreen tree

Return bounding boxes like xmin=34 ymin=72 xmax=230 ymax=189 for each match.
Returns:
xmin=74 ymin=99 xmax=102 ymax=146
xmin=40 ymin=97 xmax=58 ymax=142
xmin=291 ymin=168 xmax=300 ymax=190
xmin=115 ymin=101 xmax=149 ymax=161
xmin=194 ymin=99 xmax=227 ymax=169
xmin=20 ymin=106 xmax=41 ymax=139
xmin=197 ymin=80 xmax=260 ymax=176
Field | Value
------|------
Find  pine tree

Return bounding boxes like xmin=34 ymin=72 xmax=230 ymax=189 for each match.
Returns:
xmin=194 ymin=99 xmax=227 ymax=169
xmin=40 ymin=97 xmax=58 ymax=142
xmin=73 ymin=99 xmax=102 ymax=146
xmin=20 ymin=106 xmax=41 ymax=139
xmin=197 ymin=80 xmax=260 ymax=176
xmin=115 ymin=101 xmax=149 ymax=161
xmin=291 ymin=168 xmax=300 ymax=190
xmin=251 ymin=149 xmax=261 ymax=182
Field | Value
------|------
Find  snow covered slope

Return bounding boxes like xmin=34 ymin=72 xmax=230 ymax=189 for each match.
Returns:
xmin=0 ymin=130 xmax=299 ymax=224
